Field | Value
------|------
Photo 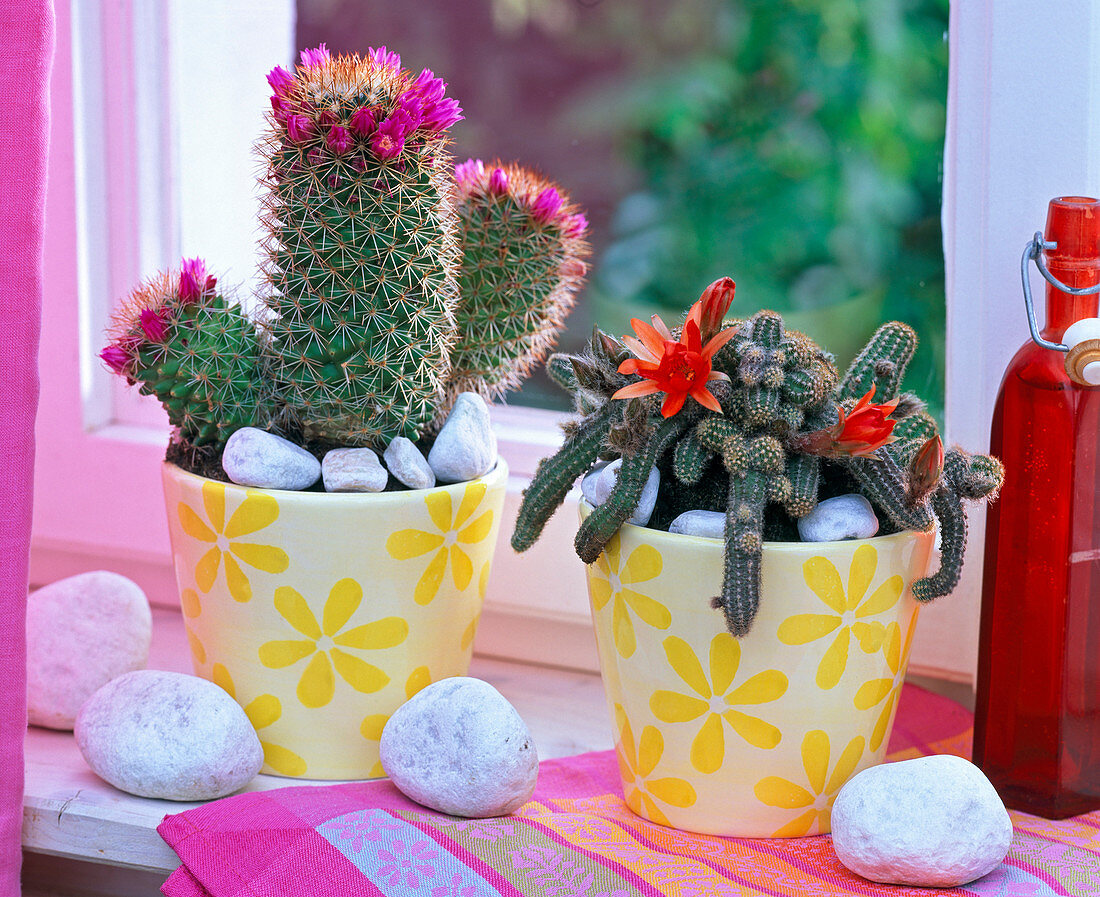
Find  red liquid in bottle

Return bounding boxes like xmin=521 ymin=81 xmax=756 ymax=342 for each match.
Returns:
xmin=974 ymin=196 xmax=1100 ymax=818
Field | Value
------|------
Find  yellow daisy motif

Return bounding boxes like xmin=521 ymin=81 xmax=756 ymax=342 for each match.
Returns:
xmin=854 ymin=620 xmax=916 ymax=750
xmin=614 ymin=706 xmax=696 ymax=826
xmin=179 ymin=588 xmax=207 ymax=663
xmin=360 ymin=667 xmax=434 ymax=778
xmin=777 ymin=544 xmax=903 ymax=690
xmin=258 ymin=578 xmax=408 ymax=708
xmin=212 ymin=663 xmax=308 ymax=777
xmin=754 ymin=730 xmax=865 ymax=836
xmin=385 ymin=483 xmax=495 ymax=605
xmin=590 ymin=533 xmax=670 ymax=658
xmin=177 ymin=480 xmax=289 ymax=602
xmin=650 ymin=634 xmax=787 ymax=774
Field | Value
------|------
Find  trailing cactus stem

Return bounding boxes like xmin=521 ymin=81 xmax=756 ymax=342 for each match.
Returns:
xmin=512 ymin=404 xmax=614 ymax=553
xmin=847 ymin=452 xmax=935 ymax=532
xmin=783 ymin=452 xmax=820 ymax=518
xmin=575 ymin=413 xmax=692 ymax=564
xmin=838 ymin=321 xmax=918 ymax=402
xmin=716 ymin=470 xmax=767 ymax=637
xmin=894 ymin=412 xmax=939 ymax=442
xmin=672 ymin=430 xmax=712 ymax=484
xmin=913 ymin=488 xmax=966 ymax=602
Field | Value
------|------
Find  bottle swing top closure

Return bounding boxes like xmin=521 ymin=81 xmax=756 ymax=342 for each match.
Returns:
xmin=1021 ymin=231 xmax=1100 ymax=386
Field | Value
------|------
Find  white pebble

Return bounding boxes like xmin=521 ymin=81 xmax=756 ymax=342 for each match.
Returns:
xmin=581 ymin=459 xmax=659 ymax=526
xmin=322 ymin=447 xmax=388 ymax=492
xmin=27 ymin=571 xmax=151 ymax=731
xmin=580 ymin=461 xmax=610 ymax=506
xmin=831 ymin=755 xmax=1012 ymax=887
xmin=797 ymin=494 xmax=879 ymax=542
xmin=669 ymin=509 xmax=725 ymax=539
xmin=428 ymin=393 xmax=498 ymax=484
xmin=222 ymin=427 xmax=320 ymax=490
xmin=383 ymin=437 xmax=436 ymax=490
xmin=75 ymin=670 xmax=263 ymax=801
xmin=380 ymin=677 xmax=538 ymax=817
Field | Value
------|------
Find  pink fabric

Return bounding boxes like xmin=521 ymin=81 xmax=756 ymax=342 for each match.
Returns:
xmin=160 ymin=685 xmax=1097 ymax=897
xmin=0 ymin=2 xmax=54 ymax=894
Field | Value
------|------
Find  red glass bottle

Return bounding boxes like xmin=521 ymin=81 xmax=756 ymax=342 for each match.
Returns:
xmin=973 ymin=196 xmax=1100 ymax=818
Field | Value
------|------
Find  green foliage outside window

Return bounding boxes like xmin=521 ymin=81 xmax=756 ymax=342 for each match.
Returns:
xmin=587 ymin=0 xmax=949 ymax=422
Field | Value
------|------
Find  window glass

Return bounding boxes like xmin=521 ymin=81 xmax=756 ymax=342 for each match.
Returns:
xmin=297 ymin=0 xmax=947 ymax=420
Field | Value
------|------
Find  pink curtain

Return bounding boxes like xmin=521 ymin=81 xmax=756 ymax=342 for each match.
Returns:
xmin=0 ymin=2 xmax=54 ymax=893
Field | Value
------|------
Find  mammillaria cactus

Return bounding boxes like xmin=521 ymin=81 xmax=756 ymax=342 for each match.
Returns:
xmin=512 ymin=278 xmax=1004 ymax=637
xmin=448 ymin=159 xmax=590 ymax=404
xmin=260 ymin=44 xmax=463 ymax=446
xmin=101 ymin=44 xmax=588 ymax=464
xmin=102 ymin=259 xmax=270 ymax=447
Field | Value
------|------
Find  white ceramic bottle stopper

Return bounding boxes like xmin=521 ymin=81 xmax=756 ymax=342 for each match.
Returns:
xmin=1062 ymin=318 xmax=1100 ymax=386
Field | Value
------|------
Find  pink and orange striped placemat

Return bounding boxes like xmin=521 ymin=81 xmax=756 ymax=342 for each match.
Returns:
xmin=158 ymin=684 xmax=1100 ymax=896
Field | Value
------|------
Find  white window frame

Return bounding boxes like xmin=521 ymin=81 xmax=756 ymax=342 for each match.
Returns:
xmin=36 ymin=0 xmax=1095 ymax=680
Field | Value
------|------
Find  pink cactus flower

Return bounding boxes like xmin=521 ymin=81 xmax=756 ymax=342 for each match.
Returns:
xmin=178 ymin=258 xmax=209 ymax=303
xmin=530 ymin=187 xmax=563 ymax=224
xmin=370 ymin=115 xmax=406 ymax=161
xmin=419 ymin=98 xmax=463 ymax=133
xmin=395 ymin=95 xmax=424 ymax=130
xmin=100 ymin=345 xmax=130 ymax=374
xmin=562 ymin=213 xmax=588 ymax=237
xmin=489 ymin=168 xmax=509 ymax=195
xmin=368 ymin=46 xmax=401 ymax=71
xmin=316 ymin=108 xmax=338 ymax=128
xmin=298 ymin=43 xmax=330 ymax=68
xmin=286 ymin=114 xmax=314 ymax=143
xmin=455 ymin=158 xmax=485 ymax=190
xmin=139 ymin=308 xmax=168 ymax=342
xmin=350 ymin=106 xmax=377 ymax=137
xmin=266 ymin=65 xmax=294 ymax=97
xmin=406 ymin=69 xmax=447 ymax=105
xmin=326 ymin=125 xmax=352 ymax=155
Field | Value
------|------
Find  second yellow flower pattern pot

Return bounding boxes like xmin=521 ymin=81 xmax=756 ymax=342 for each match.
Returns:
xmin=162 ymin=459 xmax=507 ymax=780
xmin=581 ymin=503 xmax=933 ymax=837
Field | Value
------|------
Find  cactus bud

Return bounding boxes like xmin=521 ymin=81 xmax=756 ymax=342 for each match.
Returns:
xmin=489 ymin=167 xmax=509 ymax=194
xmin=909 ymin=434 xmax=945 ymax=503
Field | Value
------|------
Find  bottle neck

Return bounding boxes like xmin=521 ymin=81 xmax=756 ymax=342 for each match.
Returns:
xmin=1044 ymin=262 xmax=1100 ymax=341
xmin=1042 ymin=197 xmax=1100 ymax=341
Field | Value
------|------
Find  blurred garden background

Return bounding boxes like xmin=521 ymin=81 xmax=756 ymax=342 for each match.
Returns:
xmin=298 ymin=0 xmax=949 ymax=422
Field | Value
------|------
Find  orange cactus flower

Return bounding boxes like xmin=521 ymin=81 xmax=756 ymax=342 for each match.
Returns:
xmin=795 ymin=386 xmax=899 ymax=458
xmin=612 ymin=311 xmax=737 ymax=418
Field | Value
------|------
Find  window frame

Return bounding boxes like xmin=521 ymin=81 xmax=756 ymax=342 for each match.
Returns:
xmin=37 ymin=0 xmax=1090 ymax=680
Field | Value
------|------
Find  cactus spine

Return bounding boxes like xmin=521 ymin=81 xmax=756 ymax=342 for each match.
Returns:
xmin=102 ymin=44 xmax=591 ymax=465
xmin=449 ymin=159 xmax=590 ymax=405
xmin=101 ymin=260 xmax=269 ymax=447
xmin=260 ymin=47 xmax=462 ymax=446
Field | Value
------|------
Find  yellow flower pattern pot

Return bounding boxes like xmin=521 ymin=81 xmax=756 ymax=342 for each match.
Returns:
xmin=581 ymin=504 xmax=933 ymax=837
xmin=162 ymin=460 xmax=507 ymax=780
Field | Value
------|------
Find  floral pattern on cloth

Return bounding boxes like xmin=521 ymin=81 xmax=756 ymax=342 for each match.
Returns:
xmin=158 ymin=685 xmax=1100 ymax=897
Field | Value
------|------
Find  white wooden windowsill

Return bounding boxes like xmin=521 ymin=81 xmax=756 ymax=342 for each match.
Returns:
xmin=22 ymin=608 xmax=613 ymax=889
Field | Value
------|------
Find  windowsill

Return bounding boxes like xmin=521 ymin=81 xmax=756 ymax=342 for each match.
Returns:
xmin=22 ymin=607 xmax=613 ymax=883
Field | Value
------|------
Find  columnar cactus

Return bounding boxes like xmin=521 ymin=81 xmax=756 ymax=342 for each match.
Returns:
xmin=101 ymin=259 xmax=270 ymax=446
xmin=259 ymin=45 xmax=463 ymax=446
xmin=511 ymin=279 xmax=1005 ymax=638
xmin=448 ymin=159 xmax=590 ymax=404
xmin=100 ymin=44 xmax=589 ymax=461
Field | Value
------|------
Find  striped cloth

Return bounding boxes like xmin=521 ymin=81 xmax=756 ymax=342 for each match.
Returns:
xmin=158 ymin=684 xmax=1100 ymax=896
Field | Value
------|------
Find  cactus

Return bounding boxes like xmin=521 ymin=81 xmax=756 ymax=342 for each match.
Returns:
xmin=258 ymin=46 xmax=463 ymax=446
xmin=448 ymin=159 xmax=590 ymax=405
xmin=511 ymin=279 xmax=1005 ymax=639
xmin=101 ymin=44 xmax=589 ymax=469
xmin=101 ymin=260 xmax=269 ymax=447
